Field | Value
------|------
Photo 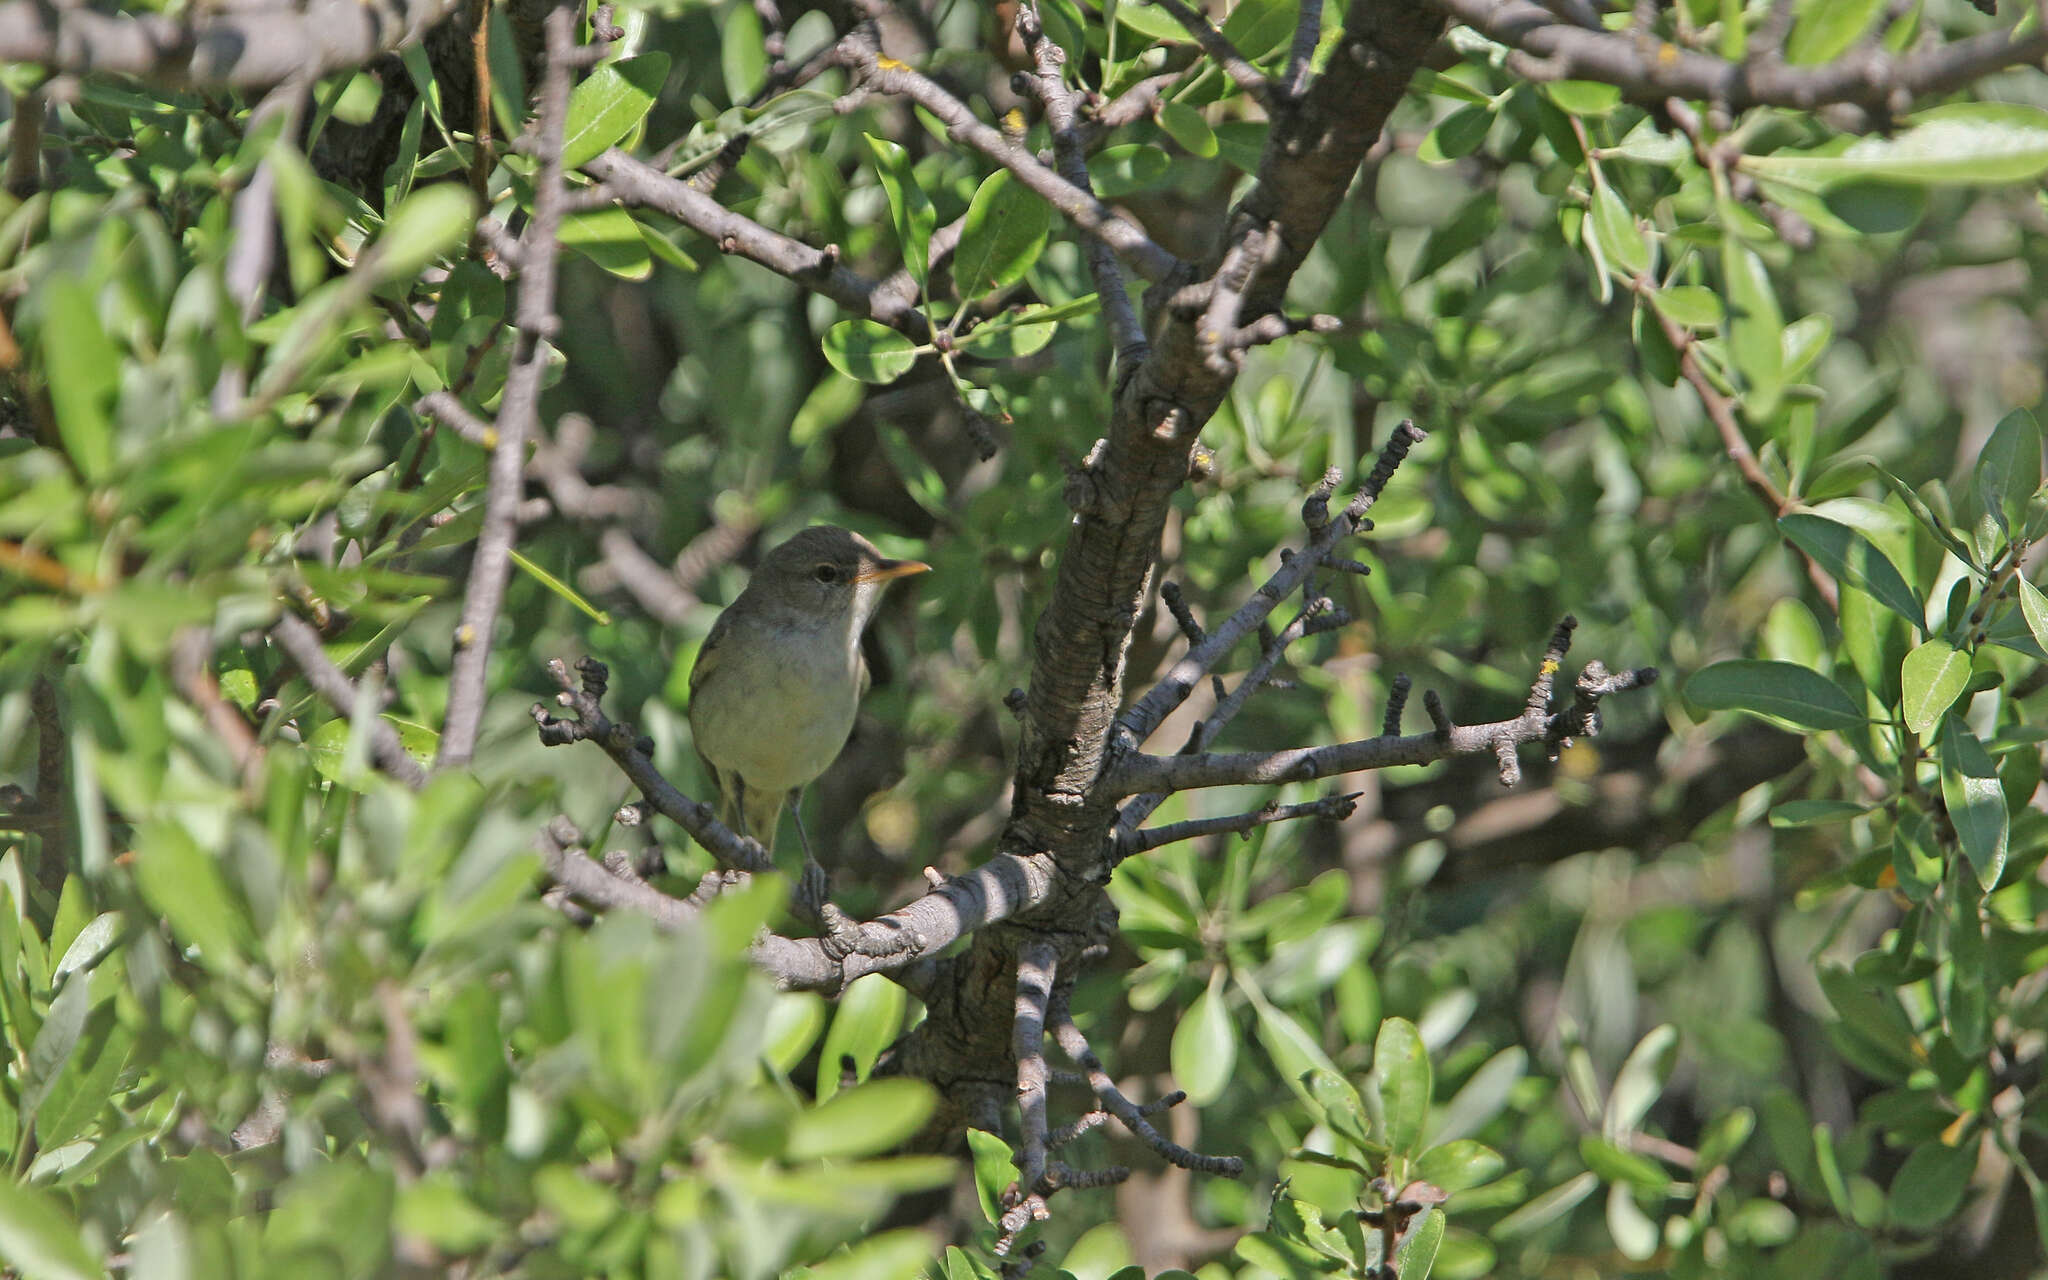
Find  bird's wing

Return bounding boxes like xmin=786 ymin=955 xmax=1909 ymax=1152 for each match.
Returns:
xmin=687 ymin=607 xmax=734 ymax=701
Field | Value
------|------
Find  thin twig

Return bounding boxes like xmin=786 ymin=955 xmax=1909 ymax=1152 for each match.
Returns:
xmin=271 ymin=615 xmax=428 ymax=788
xmin=437 ymin=1 xmax=580 ymax=770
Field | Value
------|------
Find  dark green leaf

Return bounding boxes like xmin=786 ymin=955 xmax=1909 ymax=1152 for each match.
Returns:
xmin=1785 ymin=0 xmax=1883 ymax=64
xmin=1974 ymin=408 xmax=2041 ymax=535
xmin=1419 ymin=105 xmax=1493 ymax=164
xmin=1887 ymin=1140 xmax=1976 ymax=1230
xmin=867 ymin=134 xmax=935 ymax=290
xmin=560 ymin=53 xmax=671 ymax=170
xmin=1684 ymin=659 xmax=1865 ymax=731
xmin=1941 ymin=715 xmax=2008 ymax=889
xmin=1779 ymin=512 xmax=1923 ymax=627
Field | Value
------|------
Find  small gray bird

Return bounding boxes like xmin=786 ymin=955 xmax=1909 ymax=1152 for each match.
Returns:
xmin=687 ymin=525 xmax=928 ymax=902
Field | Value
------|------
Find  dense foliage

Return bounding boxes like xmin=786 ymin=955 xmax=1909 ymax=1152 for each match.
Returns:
xmin=2 ymin=0 xmax=2048 ymax=1277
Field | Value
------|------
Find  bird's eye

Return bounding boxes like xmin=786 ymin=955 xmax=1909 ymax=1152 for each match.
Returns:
xmin=813 ymin=563 xmax=841 ymax=584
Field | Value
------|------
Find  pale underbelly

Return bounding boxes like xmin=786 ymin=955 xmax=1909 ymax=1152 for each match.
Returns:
xmin=690 ymin=651 xmax=858 ymax=793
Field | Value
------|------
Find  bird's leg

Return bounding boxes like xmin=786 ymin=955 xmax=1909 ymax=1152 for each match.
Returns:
xmin=790 ymin=789 xmax=869 ymax=960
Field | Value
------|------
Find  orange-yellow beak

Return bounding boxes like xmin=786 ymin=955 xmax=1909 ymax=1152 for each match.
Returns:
xmin=855 ymin=558 xmax=931 ymax=585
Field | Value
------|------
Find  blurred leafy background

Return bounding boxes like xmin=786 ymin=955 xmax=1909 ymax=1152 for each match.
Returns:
xmin=2 ymin=0 xmax=2048 ymax=1275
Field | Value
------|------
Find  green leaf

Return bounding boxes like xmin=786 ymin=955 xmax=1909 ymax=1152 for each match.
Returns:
xmin=1941 ymin=715 xmax=2008 ymax=889
xmin=1900 ymin=637 xmax=1970 ymax=735
xmin=867 ymin=134 xmax=935 ymax=290
xmin=1770 ymin=800 xmax=1870 ymax=827
xmin=560 ymin=53 xmax=672 ymax=170
xmin=1684 ymin=660 xmax=1865 ymax=732
xmin=1396 ymin=1207 xmax=1445 ymax=1278
xmin=1157 ymin=100 xmax=1218 ymax=158
xmin=0 ymin=1180 xmax=100 ymax=1280
xmin=1974 ymin=408 xmax=2041 ymax=535
xmin=1723 ymin=239 xmax=1783 ymax=414
xmin=1605 ymin=1181 xmax=1659 ymax=1261
xmin=132 ymin=821 xmax=255 ymax=973
xmin=1544 ymin=80 xmax=1622 ymax=115
xmin=1696 ymin=1107 xmax=1756 ymax=1171
xmin=558 ymin=206 xmax=652 ymax=280
xmin=1254 ymin=1001 xmax=1340 ymax=1101
xmin=395 ymin=1173 xmax=503 ymax=1253
xmin=952 ymin=171 xmax=1051 ymax=299
xmin=1419 ymin=104 xmax=1494 ymax=165
xmin=1779 ymin=512 xmax=1923 ymax=627
xmin=1649 ymin=285 xmax=1723 ymax=329
xmin=1590 ymin=178 xmax=1648 ymax=276
xmin=1091 ymin=144 xmax=1172 ymax=198
xmin=372 ymin=184 xmax=479 ymax=284
xmin=20 ymin=976 xmax=89 ymax=1127
xmin=964 ymin=1128 xmax=1013 ymax=1225
xmin=1413 ymin=1140 xmax=1506 ymax=1193
xmin=1785 ymin=0 xmax=1883 ymax=64
xmin=1605 ymin=1024 xmax=1678 ymax=1138
xmin=1170 ymin=968 xmax=1236 ymax=1106
xmin=1740 ymin=104 xmax=2048 ymax=187
xmin=1373 ymin=1017 xmax=1432 ymax=1156
xmin=1491 ymin=1171 xmax=1598 ymax=1240
xmin=39 ymin=279 xmax=117 ymax=483
xmin=1218 ymin=0 xmax=1294 ymax=59
xmin=1887 ymin=1140 xmax=1977 ymax=1230
xmin=817 ymin=972 xmax=906 ymax=1100
xmin=822 ymin=319 xmax=919 ymax=385
xmin=1781 ymin=314 xmax=1832 ymax=381
xmin=956 ymin=313 xmax=1059 ymax=360
xmin=786 ymin=1078 xmax=937 ymax=1160
xmin=721 ymin=0 xmax=768 ymax=102
xmin=803 ymin=1230 xmax=940 ymax=1280
xmin=2018 ymin=576 xmax=2048 ymax=654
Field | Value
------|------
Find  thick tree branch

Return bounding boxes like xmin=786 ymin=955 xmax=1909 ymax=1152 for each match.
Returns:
xmin=437 ymin=2 xmax=579 ymax=770
xmin=0 ymin=0 xmax=465 ymax=87
xmin=1434 ymin=0 xmax=2048 ymax=112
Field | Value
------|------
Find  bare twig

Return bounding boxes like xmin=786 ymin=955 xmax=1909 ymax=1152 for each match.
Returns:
xmin=1631 ymin=276 xmax=1839 ymax=611
xmin=1116 ymin=791 xmax=1360 ymax=858
xmin=840 ymin=29 xmax=1181 ymax=283
xmin=997 ymin=941 xmax=1059 ymax=1255
xmin=1049 ymin=994 xmax=1244 ymax=1177
xmin=438 ymin=1 xmax=580 ymax=770
xmin=1148 ymin=0 xmax=1273 ymax=103
xmin=1016 ymin=4 xmax=1149 ymax=370
xmin=1282 ymin=0 xmax=1324 ymax=98
xmin=587 ymin=148 xmax=935 ymax=339
xmin=1113 ymin=648 xmax=1658 ymax=795
xmin=1433 ymin=0 xmax=2048 ymax=114
xmin=1119 ymin=422 xmax=1427 ymax=747
xmin=270 ymin=615 xmax=428 ymax=788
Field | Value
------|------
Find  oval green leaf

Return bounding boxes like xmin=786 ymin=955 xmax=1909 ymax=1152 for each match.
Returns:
xmin=1900 ymin=636 xmax=1970 ymax=735
xmin=1170 ymin=969 xmax=1236 ymax=1106
xmin=1940 ymin=715 xmax=2008 ymax=890
xmin=821 ymin=319 xmax=918 ymax=385
xmin=1740 ymin=103 xmax=2048 ymax=188
xmin=1157 ymin=100 xmax=1219 ymax=159
xmin=560 ymin=53 xmax=672 ymax=170
xmin=1684 ymin=659 xmax=1865 ymax=731
xmin=1778 ymin=512 xmax=1923 ymax=627
xmin=1373 ymin=1016 xmax=1433 ymax=1156
xmin=785 ymin=1078 xmax=937 ymax=1160
xmin=952 ymin=171 xmax=1051 ymax=299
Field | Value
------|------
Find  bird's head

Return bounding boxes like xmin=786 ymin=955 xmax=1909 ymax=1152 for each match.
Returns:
xmin=750 ymin=525 xmax=929 ymax=631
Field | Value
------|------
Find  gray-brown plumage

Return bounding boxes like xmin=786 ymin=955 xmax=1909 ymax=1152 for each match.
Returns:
xmin=687 ymin=526 xmax=927 ymax=885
